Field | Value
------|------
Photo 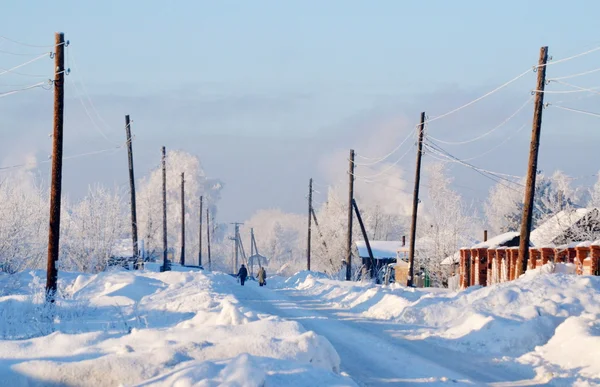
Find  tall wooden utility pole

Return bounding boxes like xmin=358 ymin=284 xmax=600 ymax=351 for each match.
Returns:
xmin=125 ymin=115 xmax=139 ymax=269
xmin=180 ymin=172 xmax=185 ymax=266
xmin=206 ymin=207 xmax=211 ymax=270
xmin=250 ymin=227 xmax=255 ymax=275
xmin=161 ymin=146 xmax=169 ymax=272
xmin=46 ymin=32 xmax=65 ymax=302
xmin=346 ymin=149 xmax=355 ymax=281
xmin=517 ymin=46 xmax=549 ymax=277
xmin=231 ymin=222 xmax=243 ymax=272
xmin=234 ymin=226 xmax=239 ymax=273
xmin=408 ymin=112 xmax=425 ymax=287
xmin=307 ymin=178 xmax=313 ymax=271
xmin=199 ymin=196 xmax=203 ymax=267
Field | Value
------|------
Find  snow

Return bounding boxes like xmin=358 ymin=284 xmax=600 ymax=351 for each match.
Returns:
xmin=530 ymin=208 xmax=597 ymax=247
xmin=110 ymin=237 xmax=134 ymax=257
xmin=354 ymin=240 xmax=403 ymax=259
xmin=0 ymin=269 xmax=355 ymax=386
xmin=3 ymin=266 xmax=600 ymax=385
xmin=440 ymin=251 xmax=460 ymax=265
xmin=271 ymin=268 xmax=600 ymax=385
xmin=471 ymin=231 xmax=520 ymax=249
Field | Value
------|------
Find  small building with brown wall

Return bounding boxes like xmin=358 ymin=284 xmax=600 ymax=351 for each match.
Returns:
xmin=459 ymin=231 xmax=530 ymax=288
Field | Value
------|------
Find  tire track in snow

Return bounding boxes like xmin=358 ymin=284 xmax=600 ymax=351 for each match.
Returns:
xmin=228 ymin=281 xmax=537 ymax=386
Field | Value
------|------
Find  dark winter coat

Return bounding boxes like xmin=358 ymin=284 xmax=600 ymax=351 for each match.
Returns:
xmin=238 ymin=266 xmax=248 ymax=279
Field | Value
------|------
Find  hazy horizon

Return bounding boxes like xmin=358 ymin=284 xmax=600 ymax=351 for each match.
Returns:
xmin=2 ymin=0 xmax=600 ymax=222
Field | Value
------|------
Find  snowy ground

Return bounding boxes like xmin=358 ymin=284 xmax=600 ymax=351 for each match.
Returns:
xmin=0 ymin=266 xmax=354 ymax=386
xmin=264 ymin=266 xmax=600 ymax=386
xmin=1 ymin=264 xmax=598 ymax=386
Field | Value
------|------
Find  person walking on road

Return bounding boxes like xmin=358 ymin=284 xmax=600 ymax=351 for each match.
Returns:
xmin=237 ymin=264 xmax=248 ymax=286
xmin=257 ymin=266 xmax=267 ymax=287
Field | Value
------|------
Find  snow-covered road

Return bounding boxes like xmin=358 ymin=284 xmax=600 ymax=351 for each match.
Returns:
xmin=230 ymin=280 xmax=537 ymax=386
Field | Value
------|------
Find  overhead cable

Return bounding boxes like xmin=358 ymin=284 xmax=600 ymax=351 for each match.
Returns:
xmin=551 ymin=105 xmax=600 ymax=118
xmin=0 ymin=36 xmax=62 ymax=48
xmin=427 ymin=96 xmax=532 ymax=145
xmin=354 ymin=128 xmax=415 ymax=165
xmin=351 ymin=144 xmax=415 ymax=179
xmin=0 ymin=52 xmax=49 ymax=77
xmin=425 ymin=68 xmax=532 ymax=125
xmin=542 ymin=46 xmax=600 ymax=67
xmin=0 ymin=81 xmax=48 ymax=98
xmin=552 ymin=66 xmax=600 ymax=80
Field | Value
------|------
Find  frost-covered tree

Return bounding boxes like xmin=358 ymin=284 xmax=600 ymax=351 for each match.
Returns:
xmin=417 ymin=163 xmax=478 ymax=285
xmin=60 ymin=185 xmax=125 ymax=272
xmin=136 ymin=150 xmax=223 ymax=265
xmin=587 ymin=172 xmax=600 ymax=208
xmin=243 ymin=209 xmax=306 ymax=276
xmin=0 ymin=173 xmax=48 ymax=273
xmin=312 ymin=187 xmax=350 ymax=275
xmin=484 ymin=171 xmax=579 ymax=235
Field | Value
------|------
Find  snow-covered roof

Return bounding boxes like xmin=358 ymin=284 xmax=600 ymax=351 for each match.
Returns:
xmin=441 ymin=251 xmax=460 ymax=266
xmin=472 ymin=232 xmax=520 ymax=249
xmin=530 ymin=208 xmax=598 ymax=247
xmin=389 ymin=260 xmax=409 ymax=268
xmin=355 ymin=241 xmax=403 ymax=259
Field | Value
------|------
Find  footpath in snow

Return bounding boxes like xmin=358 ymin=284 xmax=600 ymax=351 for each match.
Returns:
xmin=258 ymin=266 xmax=600 ymax=386
xmin=0 ymin=267 xmax=355 ymax=386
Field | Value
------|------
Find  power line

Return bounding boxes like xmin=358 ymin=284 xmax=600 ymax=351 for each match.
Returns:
xmin=67 ymin=76 xmax=122 ymax=146
xmin=69 ymin=49 xmax=116 ymax=139
xmin=548 ymin=88 xmax=600 ymax=106
xmin=0 ymin=144 xmax=125 ymax=173
xmin=547 ymin=79 xmax=600 ymax=96
xmin=447 ymin=123 xmax=528 ymax=162
xmin=427 ymin=96 xmax=532 ymax=145
xmin=426 ymin=68 xmax=532 ymax=125
xmin=0 ymin=48 xmax=48 ymax=57
xmin=0 ymin=81 xmax=49 ymax=98
xmin=542 ymin=46 xmax=600 ymax=67
xmin=425 ymin=144 xmax=523 ymax=196
xmin=426 ymin=122 xmax=528 ymax=163
xmin=351 ymin=143 xmax=415 ymax=179
xmin=551 ymin=105 xmax=600 ymax=118
xmin=416 ymin=46 xmax=600 ymax=127
xmin=534 ymin=87 xmax=600 ymax=94
xmin=0 ymin=53 xmax=49 ymax=77
xmin=424 ymin=140 xmax=523 ymax=183
xmin=0 ymin=36 xmax=63 ymax=48
xmin=552 ymin=66 xmax=600 ymax=80
xmin=353 ymin=128 xmax=415 ymax=165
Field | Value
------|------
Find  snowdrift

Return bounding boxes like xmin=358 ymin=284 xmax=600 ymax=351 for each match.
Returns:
xmin=0 ymin=269 xmax=356 ymax=387
xmin=279 ymin=268 xmax=600 ymax=384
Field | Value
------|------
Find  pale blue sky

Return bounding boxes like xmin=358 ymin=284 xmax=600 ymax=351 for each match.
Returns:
xmin=1 ymin=1 xmax=600 ymax=221
xmin=4 ymin=1 xmax=600 ymax=93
